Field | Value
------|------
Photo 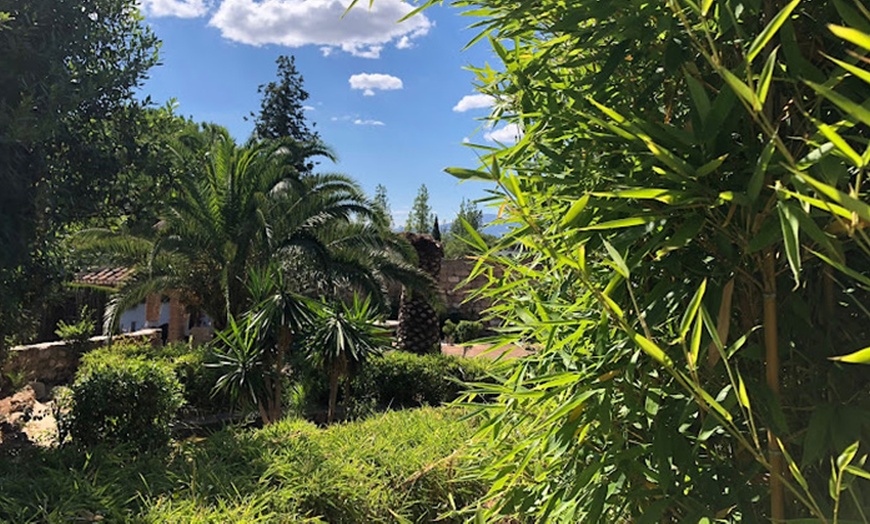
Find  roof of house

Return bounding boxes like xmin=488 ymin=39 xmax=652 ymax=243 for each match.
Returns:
xmin=75 ymin=267 xmax=135 ymax=288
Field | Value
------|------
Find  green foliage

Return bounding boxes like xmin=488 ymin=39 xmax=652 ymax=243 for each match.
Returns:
xmin=351 ymin=351 xmax=495 ymax=409
xmin=54 ymin=306 xmax=95 ymax=351
xmin=0 ymin=407 xmax=486 ymax=522
xmin=443 ymin=198 xmax=495 ymax=258
xmin=372 ymin=183 xmax=393 ymax=229
xmin=442 ymin=319 xmax=457 ymax=342
xmin=453 ymin=320 xmax=484 ymax=344
xmin=405 ymin=184 xmax=433 ymax=233
xmin=0 ymin=0 xmax=160 ymax=350
xmin=67 ymin=353 xmax=183 ymax=450
xmin=356 ymin=0 xmax=870 ymax=519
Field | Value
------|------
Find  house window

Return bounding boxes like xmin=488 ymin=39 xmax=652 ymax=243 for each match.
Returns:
xmin=131 ymin=321 xmax=137 ymax=332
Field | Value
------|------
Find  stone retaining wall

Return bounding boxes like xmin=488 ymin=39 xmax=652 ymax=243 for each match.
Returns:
xmin=3 ymin=328 xmax=162 ymax=384
xmin=438 ymin=258 xmax=496 ymax=320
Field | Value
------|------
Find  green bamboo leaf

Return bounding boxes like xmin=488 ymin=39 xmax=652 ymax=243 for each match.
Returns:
xmin=701 ymin=0 xmax=714 ymax=16
xmin=830 ymin=346 xmax=870 ymax=364
xmin=747 ymin=0 xmax=801 ymax=64
xmin=807 ymin=80 xmax=870 ymax=128
xmin=696 ymin=383 xmax=733 ymax=422
xmin=630 ymin=332 xmax=673 ymax=367
xmin=810 ymin=249 xmax=870 ymax=288
xmin=601 ymin=292 xmax=625 ymax=319
xmin=721 ymin=68 xmax=762 ymax=111
xmin=737 ymin=371 xmax=751 ymax=410
xmin=445 ymin=167 xmax=498 ymax=181
xmin=777 ymin=437 xmax=810 ymax=491
xmin=602 ymin=239 xmax=630 ymax=279
xmin=749 ymin=140 xmax=776 ymax=201
xmin=777 ymin=201 xmax=802 ymax=286
xmin=679 ymin=279 xmax=707 ymax=340
xmin=579 ymin=216 xmax=657 ymax=231
xmin=757 ymin=48 xmax=778 ymax=104
xmin=696 ymin=154 xmax=729 ymax=177
xmin=684 ymin=70 xmax=711 ymax=119
xmin=837 ymin=442 xmax=860 ymax=470
xmin=824 ymin=53 xmax=870 ymax=86
xmin=592 ymin=188 xmax=684 ymax=203
xmin=561 ymin=195 xmax=590 ymax=226
xmin=689 ymin=314 xmax=703 ymax=369
xmin=845 ymin=464 xmax=870 ymax=480
xmin=829 ymin=24 xmax=870 ymax=51
xmin=796 ymin=172 xmax=870 ymax=222
xmin=815 ymin=121 xmax=864 ymax=167
xmin=779 ymin=186 xmax=854 ymax=221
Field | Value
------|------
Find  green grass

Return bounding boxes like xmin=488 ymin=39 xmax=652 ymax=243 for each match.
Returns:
xmin=0 ymin=407 xmax=485 ymax=523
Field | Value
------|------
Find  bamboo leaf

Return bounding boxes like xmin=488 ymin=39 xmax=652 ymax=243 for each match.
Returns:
xmin=721 ymin=68 xmax=762 ymax=111
xmin=837 ymin=442 xmax=860 ymax=470
xmin=824 ymin=53 xmax=870 ymax=86
xmin=749 ymin=140 xmax=776 ymax=201
xmin=777 ymin=437 xmax=810 ymax=491
xmin=807 ymin=80 xmax=870 ymax=128
xmin=747 ymin=0 xmax=801 ymax=64
xmin=445 ymin=167 xmax=498 ymax=181
xmin=689 ymin=314 xmax=703 ymax=369
xmin=737 ymin=371 xmax=751 ymax=410
xmin=829 ymin=24 xmax=870 ymax=51
xmin=845 ymin=465 xmax=870 ymax=481
xmin=815 ymin=121 xmax=864 ymax=167
xmin=696 ymin=154 xmax=729 ymax=177
xmin=679 ymin=279 xmax=707 ymax=340
xmin=561 ymin=195 xmax=591 ymax=226
xmin=630 ymin=332 xmax=673 ymax=366
xmin=796 ymin=172 xmax=870 ymax=222
xmin=701 ymin=0 xmax=714 ymax=16
xmin=830 ymin=346 xmax=870 ymax=365
xmin=602 ymin=240 xmax=630 ymax=279
xmin=579 ymin=216 xmax=657 ymax=231
xmin=777 ymin=201 xmax=802 ymax=286
xmin=757 ymin=48 xmax=778 ymax=104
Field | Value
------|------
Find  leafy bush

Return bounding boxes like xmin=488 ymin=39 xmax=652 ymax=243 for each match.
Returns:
xmin=81 ymin=342 xmax=227 ymax=412
xmin=0 ymin=407 xmax=486 ymax=522
xmin=351 ymin=351 xmax=494 ymax=408
xmin=67 ymin=355 xmax=183 ymax=450
xmin=454 ymin=320 xmax=484 ymax=344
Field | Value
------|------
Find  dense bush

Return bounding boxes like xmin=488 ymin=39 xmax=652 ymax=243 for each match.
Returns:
xmin=0 ymin=407 xmax=486 ymax=522
xmin=80 ymin=342 xmax=228 ymax=412
xmin=351 ymin=351 xmax=494 ymax=409
xmin=67 ymin=355 xmax=183 ymax=450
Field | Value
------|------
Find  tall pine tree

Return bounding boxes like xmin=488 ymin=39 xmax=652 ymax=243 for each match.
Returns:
xmin=252 ymin=55 xmax=318 ymax=144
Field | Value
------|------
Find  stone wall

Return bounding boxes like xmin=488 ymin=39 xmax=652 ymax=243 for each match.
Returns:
xmin=438 ymin=258 xmax=495 ymax=320
xmin=3 ymin=328 xmax=162 ymax=385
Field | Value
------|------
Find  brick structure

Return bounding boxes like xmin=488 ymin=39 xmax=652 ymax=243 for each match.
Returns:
xmin=437 ymin=258 xmax=497 ymax=321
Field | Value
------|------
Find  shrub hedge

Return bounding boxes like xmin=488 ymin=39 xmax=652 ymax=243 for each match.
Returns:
xmin=67 ymin=355 xmax=183 ymax=450
xmin=351 ymin=351 xmax=494 ymax=409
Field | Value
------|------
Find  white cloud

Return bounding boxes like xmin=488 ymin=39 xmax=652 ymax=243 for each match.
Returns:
xmin=208 ymin=0 xmax=432 ymax=58
xmin=354 ymin=118 xmax=385 ymax=126
xmin=485 ymin=123 xmax=523 ymax=143
xmin=462 ymin=137 xmax=470 ymax=144
xmin=303 ymin=105 xmax=315 ymax=111
xmin=140 ymin=0 xmax=210 ymax=17
xmin=349 ymin=73 xmax=403 ymax=96
xmin=452 ymin=94 xmax=494 ymax=112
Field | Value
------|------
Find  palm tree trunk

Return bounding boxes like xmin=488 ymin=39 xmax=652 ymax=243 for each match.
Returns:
xmin=763 ymin=250 xmax=785 ymax=522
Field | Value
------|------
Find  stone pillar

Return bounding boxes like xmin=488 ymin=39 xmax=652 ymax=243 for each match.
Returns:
xmin=167 ymin=292 xmax=186 ymax=343
xmin=145 ymin=293 xmax=161 ymax=328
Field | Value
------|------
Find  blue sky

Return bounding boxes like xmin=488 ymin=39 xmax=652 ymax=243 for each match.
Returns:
xmin=137 ymin=0 xmax=516 ymax=226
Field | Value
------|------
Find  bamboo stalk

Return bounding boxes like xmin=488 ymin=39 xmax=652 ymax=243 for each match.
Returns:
xmin=707 ymin=277 xmax=735 ymax=369
xmin=763 ymin=250 xmax=785 ymax=522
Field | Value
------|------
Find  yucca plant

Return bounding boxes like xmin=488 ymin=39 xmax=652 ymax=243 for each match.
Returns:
xmin=308 ymin=294 xmax=389 ymax=423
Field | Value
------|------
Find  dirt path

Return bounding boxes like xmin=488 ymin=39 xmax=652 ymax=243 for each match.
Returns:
xmin=440 ymin=343 xmax=531 ymax=360
xmin=0 ymin=385 xmax=58 ymax=453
